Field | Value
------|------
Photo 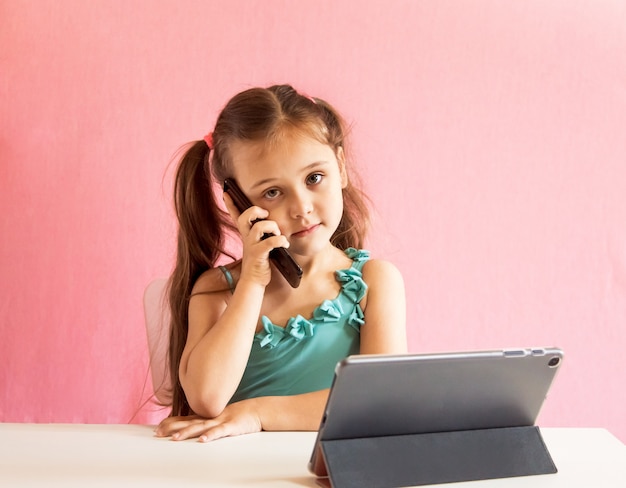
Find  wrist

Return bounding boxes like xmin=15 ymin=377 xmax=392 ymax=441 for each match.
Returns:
xmin=245 ymin=396 xmax=265 ymax=431
xmin=234 ymin=277 xmax=268 ymax=294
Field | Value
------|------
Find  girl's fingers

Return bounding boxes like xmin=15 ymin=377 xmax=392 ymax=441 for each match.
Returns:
xmin=246 ymin=220 xmax=282 ymax=242
xmin=258 ymin=234 xmax=289 ymax=250
xmin=237 ymin=209 xmax=270 ymax=234
xmin=168 ymin=420 xmax=233 ymax=442
xmin=154 ymin=415 xmax=202 ymax=437
xmin=171 ymin=420 xmax=215 ymax=441
xmin=223 ymin=193 xmax=284 ymax=247
xmin=198 ymin=422 xmax=232 ymax=443
xmin=155 ymin=399 xmax=263 ymax=442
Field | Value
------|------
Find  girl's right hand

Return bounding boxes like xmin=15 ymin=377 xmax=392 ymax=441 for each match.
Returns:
xmin=223 ymin=193 xmax=290 ymax=287
xmin=154 ymin=398 xmax=263 ymax=442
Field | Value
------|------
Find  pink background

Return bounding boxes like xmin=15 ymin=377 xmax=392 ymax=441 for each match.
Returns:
xmin=1 ymin=1 xmax=625 ymax=442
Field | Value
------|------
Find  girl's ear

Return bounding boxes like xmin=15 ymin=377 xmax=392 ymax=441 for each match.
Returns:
xmin=337 ymin=146 xmax=348 ymax=188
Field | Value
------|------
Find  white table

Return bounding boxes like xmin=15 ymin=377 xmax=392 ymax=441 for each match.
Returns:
xmin=0 ymin=424 xmax=624 ymax=487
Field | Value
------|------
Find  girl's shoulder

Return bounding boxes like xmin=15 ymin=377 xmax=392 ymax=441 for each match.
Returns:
xmin=191 ymin=261 xmax=241 ymax=297
xmin=361 ymin=257 xmax=404 ymax=288
xmin=358 ymin=257 xmax=405 ymax=328
xmin=340 ymin=248 xmax=403 ymax=286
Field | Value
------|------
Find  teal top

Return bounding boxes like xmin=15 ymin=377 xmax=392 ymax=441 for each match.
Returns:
xmin=227 ymin=248 xmax=370 ymax=403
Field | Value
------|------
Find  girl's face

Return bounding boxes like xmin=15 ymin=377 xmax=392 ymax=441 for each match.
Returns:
xmin=229 ymin=132 xmax=348 ymax=257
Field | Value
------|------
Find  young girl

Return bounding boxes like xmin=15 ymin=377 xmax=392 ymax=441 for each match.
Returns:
xmin=155 ymin=84 xmax=407 ymax=442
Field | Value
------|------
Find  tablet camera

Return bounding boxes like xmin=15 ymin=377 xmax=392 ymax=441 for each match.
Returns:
xmin=548 ymin=356 xmax=561 ymax=368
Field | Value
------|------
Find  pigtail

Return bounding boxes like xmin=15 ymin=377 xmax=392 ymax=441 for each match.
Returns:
xmin=167 ymin=140 xmax=235 ymax=416
xmin=172 ymin=140 xmax=233 ymax=275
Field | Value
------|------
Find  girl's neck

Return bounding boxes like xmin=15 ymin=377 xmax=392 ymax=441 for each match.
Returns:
xmin=260 ymin=244 xmax=354 ymax=326
xmin=268 ymin=243 xmax=349 ymax=292
xmin=294 ymin=243 xmax=348 ymax=275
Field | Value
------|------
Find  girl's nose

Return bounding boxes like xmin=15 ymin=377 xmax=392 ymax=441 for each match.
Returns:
xmin=289 ymin=192 xmax=313 ymax=219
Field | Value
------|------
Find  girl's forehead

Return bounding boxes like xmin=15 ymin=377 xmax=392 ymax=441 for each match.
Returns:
xmin=229 ymin=134 xmax=338 ymax=188
xmin=228 ymin=122 xmax=328 ymax=156
xmin=230 ymin=133 xmax=335 ymax=168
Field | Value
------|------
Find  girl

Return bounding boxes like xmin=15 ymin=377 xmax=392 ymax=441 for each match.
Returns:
xmin=155 ymin=84 xmax=407 ymax=442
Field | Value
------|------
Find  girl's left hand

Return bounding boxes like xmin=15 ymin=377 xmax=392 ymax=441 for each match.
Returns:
xmin=154 ymin=399 xmax=262 ymax=442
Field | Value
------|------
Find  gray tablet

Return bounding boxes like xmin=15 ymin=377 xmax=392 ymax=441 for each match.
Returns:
xmin=309 ymin=347 xmax=563 ymax=477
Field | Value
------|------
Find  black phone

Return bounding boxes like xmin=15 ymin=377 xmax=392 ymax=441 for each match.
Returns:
xmin=223 ymin=178 xmax=302 ymax=288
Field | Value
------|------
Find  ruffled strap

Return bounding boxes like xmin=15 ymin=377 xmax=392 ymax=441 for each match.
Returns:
xmin=258 ymin=314 xmax=316 ymax=348
xmin=285 ymin=315 xmax=315 ymax=340
xmin=338 ymin=248 xmax=370 ymax=331
xmin=258 ymin=316 xmax=286 ymax=349
xmin=313 ymin=299 xmax=344 ymax=323
xmin=344 ymin=247 xmax=370 ymax=263
xmin=347 ymin=305 xmax=365 ymax=331
xmin=335 ymin=267 xmax=368 ymax=304
xmin=257 ymin=248 xmax=370 ymax=347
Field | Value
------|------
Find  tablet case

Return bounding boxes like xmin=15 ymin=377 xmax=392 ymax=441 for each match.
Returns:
xmin=311 ymin=348 xmax=563 ymax=488
xmin=319 ymin=426 xmax=556 ymax=488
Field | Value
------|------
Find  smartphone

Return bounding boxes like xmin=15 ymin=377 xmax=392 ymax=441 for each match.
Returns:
xmin=223 ymin=178 xmax=303 ymax=288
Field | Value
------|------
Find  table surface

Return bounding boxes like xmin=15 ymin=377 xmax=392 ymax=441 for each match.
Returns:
xmin=0 ymin=424 xmax=624 ymax=487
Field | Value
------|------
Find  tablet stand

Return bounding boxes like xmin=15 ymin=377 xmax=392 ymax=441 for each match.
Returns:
xmin=318 ymin=426 xmax=557 ymax=488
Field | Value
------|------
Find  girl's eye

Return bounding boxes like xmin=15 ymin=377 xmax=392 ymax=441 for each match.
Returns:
xmin=263 ymin=188 xmax=281 ymax=200
xmin=306 ymin=173 xmax=323 ymax=185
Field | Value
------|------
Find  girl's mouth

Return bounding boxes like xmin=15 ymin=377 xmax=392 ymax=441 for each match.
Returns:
xmin=292 ymin=224 xmax=320 ymax=238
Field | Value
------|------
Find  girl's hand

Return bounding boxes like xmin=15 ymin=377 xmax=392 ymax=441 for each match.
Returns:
xmin=154 ymin=398 xmax=262 ymax=442
xmin=223 ymin=193 xmax=290 ymax=286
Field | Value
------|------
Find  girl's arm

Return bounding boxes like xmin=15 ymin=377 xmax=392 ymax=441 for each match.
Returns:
xmin=156 ymin=389 xmax=329 ymax=442
xmin=179 ymin=274 xmax=265 ymax=418
xmin=156 ymin=258 xmax=407 ymax=442
xmin=359 ymin=258 xmax=408 ymax=355
xmin=180 ymin=197 xmax=290 ymax=418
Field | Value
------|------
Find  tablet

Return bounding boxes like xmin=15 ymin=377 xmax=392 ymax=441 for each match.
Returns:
xmin=308 ymin=347 xmax=563 ymax=477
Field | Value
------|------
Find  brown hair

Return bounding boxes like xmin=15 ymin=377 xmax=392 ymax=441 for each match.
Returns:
xmin=165 ymin=84 xmax=370 ymax=416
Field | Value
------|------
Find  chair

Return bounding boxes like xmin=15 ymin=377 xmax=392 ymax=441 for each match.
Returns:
xmin=143 ymin=278 xmax=172 ymax=404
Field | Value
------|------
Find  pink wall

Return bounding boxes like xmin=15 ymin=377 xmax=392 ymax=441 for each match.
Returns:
xmin=1 ymin=1 xmax=625 ymax=441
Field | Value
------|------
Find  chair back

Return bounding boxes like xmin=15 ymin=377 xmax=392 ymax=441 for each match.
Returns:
xmin=143 ymin=278 xmax=172 ymax=404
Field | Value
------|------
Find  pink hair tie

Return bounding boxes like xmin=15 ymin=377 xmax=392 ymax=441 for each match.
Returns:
xmin=203 ymin=132 xmax=214 ymax=149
